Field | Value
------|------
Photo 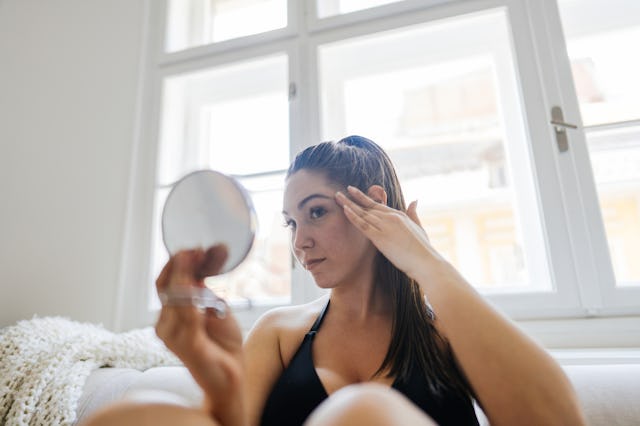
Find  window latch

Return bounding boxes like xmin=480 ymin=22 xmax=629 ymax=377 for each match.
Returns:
xmin=550 ymin=106 xmax=577 ymax=152
xmin=289 ymin=82 xmax=297 ymax=101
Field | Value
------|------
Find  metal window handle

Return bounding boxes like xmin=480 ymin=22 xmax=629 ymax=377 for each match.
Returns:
xmin=288 ymin=82 xmax=297 ymax=101
xmin=550 ymin=106 xmax=577 ymax=152
xmin=550 ymin=120 xmax=577 ymax=129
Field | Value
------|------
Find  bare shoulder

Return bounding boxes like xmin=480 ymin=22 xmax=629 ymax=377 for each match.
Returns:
xmin=243 ymin=298 xmax=328 ymax=424
xmin=250 ymin=297 xmax=327 ymax=332
xmin=245 ymin=297 xmax=328 ymax=364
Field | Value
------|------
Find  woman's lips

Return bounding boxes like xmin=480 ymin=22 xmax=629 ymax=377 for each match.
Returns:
xmin=305 ymin=258 xmax=325 ymax=271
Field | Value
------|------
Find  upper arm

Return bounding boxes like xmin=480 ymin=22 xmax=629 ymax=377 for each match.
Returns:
xmin=243 ymin=310 xmax=285 ymax=426
xmin=425 ymin=278 xmax=584 ymax=425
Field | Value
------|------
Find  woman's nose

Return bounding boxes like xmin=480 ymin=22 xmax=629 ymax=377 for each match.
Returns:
xmin=292 ymin=224 xmax=314 ymax=251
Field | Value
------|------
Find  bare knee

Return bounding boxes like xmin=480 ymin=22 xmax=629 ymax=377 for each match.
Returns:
xmin=79 ymin=402 xmax=220 ymax=426
xmin=305 ymin=383 xmax=437 ymax=426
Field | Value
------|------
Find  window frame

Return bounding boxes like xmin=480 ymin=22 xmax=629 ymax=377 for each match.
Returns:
xmin=525 ymin=0 xmax=640 ymax=316
xmin=115 ymin=0 xmax=640 ymax=346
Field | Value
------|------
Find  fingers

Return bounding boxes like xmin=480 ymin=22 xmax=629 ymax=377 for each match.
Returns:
xmin=156 ymin=245 xmax=229 ymax=342
xmin=342 ymin=202 xmax=379 ymax=234
xmin=156 ymin=256 xmax=174 ymax=294
xmin=407 ymin=200 xmax=422 ymax=226
xmin=346 ymin=185 xmax=380 ymax=209
xmin=167 ymin=250 xmax=202 ymax=289
xmin=197 ymin=244 xmax=229 ymax=279
xmin=335 ymin=191 xmax=383 ymax=232
xmin=157 ymin=246 xmax=230 ymax=320
xmin=160 ymin=244 xmax=228 ymax=292
xmin=405 ymin=200 xmax=432 ymax=243
xmin=337 ymin=186 xmax=431 ymax=246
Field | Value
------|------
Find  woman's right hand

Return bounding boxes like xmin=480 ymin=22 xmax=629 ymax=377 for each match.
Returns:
xmin=155 ymin=245 xmax=245 ymax=425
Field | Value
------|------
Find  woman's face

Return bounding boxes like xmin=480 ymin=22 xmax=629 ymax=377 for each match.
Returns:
xmin=282 ymin=170 xmax=378 ymax=289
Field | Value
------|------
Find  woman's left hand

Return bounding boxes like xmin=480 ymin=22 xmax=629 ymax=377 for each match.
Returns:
xmin=336 ymin=189 xmax=587 ymax=426
xmin=335 ymin=186 xmax=445 ymax=281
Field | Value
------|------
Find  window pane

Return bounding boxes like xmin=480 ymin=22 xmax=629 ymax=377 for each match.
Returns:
xmin=559 ymin=0 xmax=640 ymax=286
xmin=166 ymin=0 xmax=287 ymax=52
xmin=153 ymin=54 xmax=291 ymax=305
xmin=319 ymin=9 xmax=551 ymax=292
xmin=157 ymin=54 xmax=289 ymax=185
xmin=206 ymin=174 xmax=291 ymax=305
xmin=205 ymin=93 xmax=289 ymax=175
xmin=584 ymin=126 xmax=640 ymax=286
xmin=317 ymin=0 xmax=403 ymax=18
xmin=558 ymin=0 xmax=640 ymax=126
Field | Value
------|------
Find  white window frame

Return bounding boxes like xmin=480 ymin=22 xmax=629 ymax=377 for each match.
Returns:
xmin=115 ymin=0 xmax=640 ymax=347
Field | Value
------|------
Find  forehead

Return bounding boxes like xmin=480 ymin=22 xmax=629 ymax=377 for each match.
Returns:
xmin=283 ymin=170 xmax=337 ymax=211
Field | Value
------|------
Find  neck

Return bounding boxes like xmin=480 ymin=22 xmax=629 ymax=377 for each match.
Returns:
xmin=328 ymin=277 xmax=391 ymax=323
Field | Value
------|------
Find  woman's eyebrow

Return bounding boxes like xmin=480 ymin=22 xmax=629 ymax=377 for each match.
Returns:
xmin=282 ymin=193 xmax=333 ymax=215
xmin=297 ymin=194 xmax=332 ymax=210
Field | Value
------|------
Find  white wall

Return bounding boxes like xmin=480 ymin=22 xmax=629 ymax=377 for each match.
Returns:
xmin=0 ymin=0 xmax=145 ymax=328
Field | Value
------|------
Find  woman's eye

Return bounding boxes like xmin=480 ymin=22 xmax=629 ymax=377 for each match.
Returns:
xmin=309 ymin=207 xmax=326 ymax=220
xmin=283 ymin=218 xmax=296 ymax=229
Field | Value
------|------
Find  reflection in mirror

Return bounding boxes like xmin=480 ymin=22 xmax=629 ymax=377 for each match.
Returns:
xmin=159 ymin=169 xmax=257 ymax=315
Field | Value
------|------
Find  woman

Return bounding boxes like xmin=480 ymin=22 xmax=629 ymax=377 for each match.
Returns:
xmin=85 ymin=136 xmax=585 ymax=426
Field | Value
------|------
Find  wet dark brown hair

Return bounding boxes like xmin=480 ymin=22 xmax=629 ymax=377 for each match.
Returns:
xmin=287 ymin=135 xmax=472 ymax=398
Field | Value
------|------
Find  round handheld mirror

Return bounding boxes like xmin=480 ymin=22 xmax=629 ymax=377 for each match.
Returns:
xmin=160 ymin=169 xmax=257 ymax=315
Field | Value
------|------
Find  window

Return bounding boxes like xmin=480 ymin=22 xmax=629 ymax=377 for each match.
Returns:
xmin=152 ymin=54 xmax=292 ymax=311
xmin=558 ymin=0 xmax=640 ymax=286
xmin=120 ymin=0 xmax=640 ymax=342
xmin=318 ymin=9 xmax=550 ymax=292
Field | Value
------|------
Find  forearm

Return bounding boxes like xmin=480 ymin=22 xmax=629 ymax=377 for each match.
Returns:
xmin=203 ymin=391 xmax=246 ymax=426
xmin=187 ymin=356 xmax=246 ymax=426
xmin=416 ymin=259 xmax=585 ymax=426
xmin=169 ymin=334 xmax=245 ymax=426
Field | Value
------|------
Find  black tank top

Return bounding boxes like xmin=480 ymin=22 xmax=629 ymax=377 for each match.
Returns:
xmin=260 ymin=301 xmax=479 ymax=426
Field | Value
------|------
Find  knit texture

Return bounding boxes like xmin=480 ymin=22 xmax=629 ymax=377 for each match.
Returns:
xmin=0 ymin=317 xmax=180 ymax=426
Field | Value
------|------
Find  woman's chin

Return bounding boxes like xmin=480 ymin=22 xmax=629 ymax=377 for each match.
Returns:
xmin=311 ymin=275 xmax=337 ymax=290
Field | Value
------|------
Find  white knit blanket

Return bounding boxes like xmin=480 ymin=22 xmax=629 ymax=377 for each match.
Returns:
xmin=0 ymin=317 xmax=180 ymax=426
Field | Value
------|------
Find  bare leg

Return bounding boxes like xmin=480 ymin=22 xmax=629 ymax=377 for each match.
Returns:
xmin=305 ymin=383 xmax=438 ymax=426
xmin=79 ymin=402 xmax=220 ymax=426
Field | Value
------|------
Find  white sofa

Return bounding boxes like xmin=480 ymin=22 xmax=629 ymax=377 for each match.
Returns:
xmin=75 ymin=363 xmax=640 ymax=425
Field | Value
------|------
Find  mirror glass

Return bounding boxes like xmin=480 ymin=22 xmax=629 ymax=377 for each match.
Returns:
xmin=161 ymin=169 xmax=257 ymax=275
